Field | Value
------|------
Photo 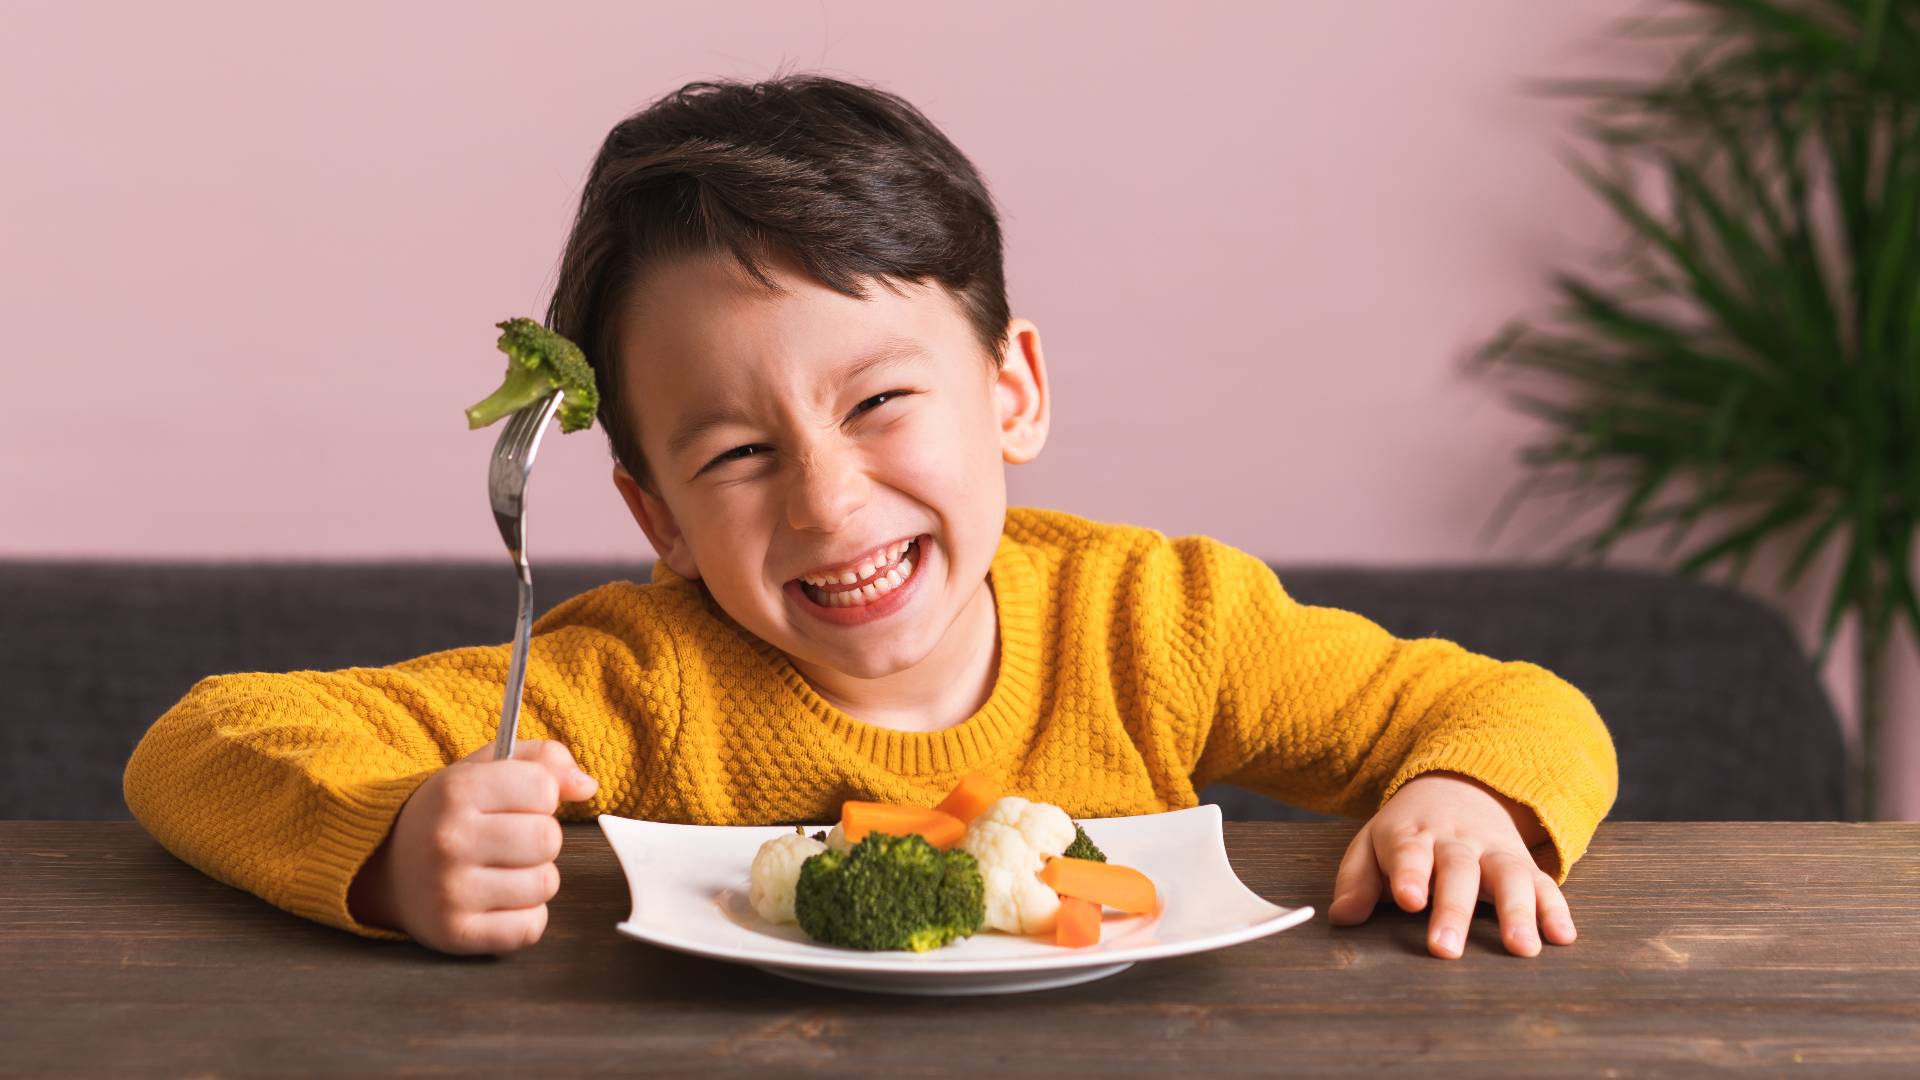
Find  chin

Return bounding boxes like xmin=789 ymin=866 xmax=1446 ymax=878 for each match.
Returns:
xmin=785 ymin=627 xmax=935 ymax=678
xmin=820 ymin=646 xmax=928 ymax=681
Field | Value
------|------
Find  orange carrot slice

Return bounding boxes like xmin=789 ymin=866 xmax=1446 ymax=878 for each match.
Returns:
xmin=1055 ymin=896 xmax=1102 ymax=948
xmin=1039 ymin=855 xmax=1158 ymax=915
xmin=932 ymin=771 xmax=1002 ymax=825
xmin=841 ymin=801 xmax=967 ymax=849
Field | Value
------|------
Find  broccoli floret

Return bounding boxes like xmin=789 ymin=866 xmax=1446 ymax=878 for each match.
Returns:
xmin=794 ymin=832 xmax=985 ymax=952
xmin=1064 ymin=822 xmax=1107 ymax=862
xmin=463 ymin=317 xmax=599 ymax=433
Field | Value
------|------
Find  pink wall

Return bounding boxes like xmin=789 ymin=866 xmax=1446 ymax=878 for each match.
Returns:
xmin=7 ymin=0 xmax=1915 ymax=817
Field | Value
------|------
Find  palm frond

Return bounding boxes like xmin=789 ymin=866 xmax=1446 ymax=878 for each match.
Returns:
xmin=1475 ymin=0 xmax=1920 ymax=819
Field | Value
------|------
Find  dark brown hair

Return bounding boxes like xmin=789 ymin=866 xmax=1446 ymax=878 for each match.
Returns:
xmin=545 ymin=72 xmax=1010 ymax=491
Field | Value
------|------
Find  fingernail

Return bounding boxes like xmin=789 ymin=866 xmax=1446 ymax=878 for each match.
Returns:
xmin=574 ymin=768 xmax=596 ymax=787
xmin=1515 ymin=927 xmax=1539 ymax=949
xmin=1435 ymin=927 xmax=1461 ymax=954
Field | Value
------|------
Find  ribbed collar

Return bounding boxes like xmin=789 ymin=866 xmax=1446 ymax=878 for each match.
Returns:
xmin=654 ymin=532 xmax=1045 ymax=776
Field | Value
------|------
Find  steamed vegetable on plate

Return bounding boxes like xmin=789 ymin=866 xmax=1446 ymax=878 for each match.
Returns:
xmin=748 ymin=772 xmax=1159 ymax=952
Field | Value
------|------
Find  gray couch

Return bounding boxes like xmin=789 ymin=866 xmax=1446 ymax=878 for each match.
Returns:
xmin=2 ymin=559 xmax=1845 ymax=821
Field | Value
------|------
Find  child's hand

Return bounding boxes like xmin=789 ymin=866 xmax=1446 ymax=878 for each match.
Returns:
xmin=347 ymin=739 xmax=598 ymax=955
xmin=1324 ymin=770 xmax=1575 ymax=959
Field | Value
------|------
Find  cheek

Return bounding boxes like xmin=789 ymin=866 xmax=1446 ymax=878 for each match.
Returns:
xmin=878 ymin=404 xmax=998 ymax=492
xmin=677 ymin=492 xmax=776 ymax=583
xmin=872 ymin=410 xmax=1006 ymax=568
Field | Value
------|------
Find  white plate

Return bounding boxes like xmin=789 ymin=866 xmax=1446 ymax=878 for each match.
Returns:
xmin=598 ymin=802 xmax=1314 ymax=996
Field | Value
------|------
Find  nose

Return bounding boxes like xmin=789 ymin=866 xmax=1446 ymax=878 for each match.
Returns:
xmin=785 ymin=446 xmax=871 ymax=533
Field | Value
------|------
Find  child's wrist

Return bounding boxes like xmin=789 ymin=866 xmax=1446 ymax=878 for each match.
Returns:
xmin=347 ymin=835 xmax=403 ymax=933
xmin=1409 ymin=769 xmax=1550 ymax=846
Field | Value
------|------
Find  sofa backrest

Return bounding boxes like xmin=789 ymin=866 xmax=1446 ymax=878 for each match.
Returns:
xmin=0 ymin=560 xmax=1843 ymax=821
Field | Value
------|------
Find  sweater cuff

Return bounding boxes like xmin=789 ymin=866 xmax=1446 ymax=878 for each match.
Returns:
xmin=284 ymin=772 xmax=435 ymax=940
xmin=1380 ymin=741 xmax=1612 ymax=885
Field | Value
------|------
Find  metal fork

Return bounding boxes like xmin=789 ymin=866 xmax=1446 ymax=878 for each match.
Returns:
xmin=487 ymin=389 xmax=565 ymax=761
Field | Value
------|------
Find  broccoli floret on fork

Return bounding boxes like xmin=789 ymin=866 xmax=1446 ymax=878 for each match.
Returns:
xmin=464 ymin=317 xmax=599 ymax=434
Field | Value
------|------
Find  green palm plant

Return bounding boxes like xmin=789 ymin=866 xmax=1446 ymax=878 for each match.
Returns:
xmin=1471 ymin=0 xmax=1920 ymax=819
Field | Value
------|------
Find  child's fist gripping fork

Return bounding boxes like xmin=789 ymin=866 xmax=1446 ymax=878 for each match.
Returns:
xmin=348 ymin=739 xmax=598 ymax=954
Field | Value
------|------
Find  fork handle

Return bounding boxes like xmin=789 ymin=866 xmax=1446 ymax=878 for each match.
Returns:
xmin=493 ymin=559 xmax=535 ymax=761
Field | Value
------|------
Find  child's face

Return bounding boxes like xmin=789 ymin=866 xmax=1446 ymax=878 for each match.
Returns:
xmin=610 ymin=250 xmax=1048 ymax=681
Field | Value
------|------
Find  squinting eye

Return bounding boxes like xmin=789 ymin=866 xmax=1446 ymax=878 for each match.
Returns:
xmin=707 ymin=444 xmax=767 ymax=471
xmin=854 ymin=390 xmax=910 ymax=416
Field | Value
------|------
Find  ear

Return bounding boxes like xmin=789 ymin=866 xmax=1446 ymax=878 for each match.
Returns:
xmin=994 ymin=317 xmax=1050 ymax=465
xmin=611 ymin=463 xmax=701 ymax=580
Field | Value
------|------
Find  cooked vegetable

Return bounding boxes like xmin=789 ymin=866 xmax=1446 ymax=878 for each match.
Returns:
xmin=959 ymin=796 xmax=1077 ymax=934
xmin=463 ymin=317 xmax=599 ymax=433
xmin=1063 ymin=822 xmax=1107 ymax=862
xmin=1055 ymin=896 xmax=1102 ymax=948
xmin=793 ymin=832 xmax=986 ymax=952
xmin=749 ymin=826 xmax=829 ymax=925
xmin=1039 ymin=855 xmax=1158 ymax=915
xmin=840 ymin=801 xmax=967 ymax=849
xmin=933 ymin=772 xmax=1003 ymax=825
xmin=753 ymin=794 xmax=1140 ymax=952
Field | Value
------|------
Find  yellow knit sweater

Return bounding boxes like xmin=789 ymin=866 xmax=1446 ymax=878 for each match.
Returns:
xmin=124 ymin=507 xmax=1617 ymax=940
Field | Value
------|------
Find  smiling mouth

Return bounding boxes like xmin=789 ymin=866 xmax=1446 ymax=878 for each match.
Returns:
xmin=795 ymin=538 xmax=923 ymax=608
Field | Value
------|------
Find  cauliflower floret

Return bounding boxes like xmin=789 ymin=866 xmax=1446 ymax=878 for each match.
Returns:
xmin=823 ymin=823 xmax=851 ymax=853
xmin=749 ymin=828 xmax=829 ymax=925
xmin=959 ymin=796 xmax=1077 ymax=934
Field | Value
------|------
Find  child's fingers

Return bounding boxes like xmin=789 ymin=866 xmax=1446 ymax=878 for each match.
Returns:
xmin=1535 ymin=870 xmax=1577 ymax=945
xmin=513 ymin=739 xmax=600 ymax=802
xmin=556 ymin=767 xmax=598 ymax=803
xmin=460 ymin=864 xmax=563 ymax=912
xmin=476 ymin=811 xmax=564 ymax=868
xmin=457 ymin=760 xmax=561 ymax=814
xmin=1425 ymin=841 xmax=1480 ymax=959
xmin=441 ymin=905 xmax=550 ymax=955
xmin=1327 ymin=824 xmax=1384 ymax=925
xmin=1481 ymin=850 xmax=1540 ymax=957
xmin=1380 ymin=833 xmax=1435 ymax=912
xmin=458 ymin=740 xmax=598 ymax=803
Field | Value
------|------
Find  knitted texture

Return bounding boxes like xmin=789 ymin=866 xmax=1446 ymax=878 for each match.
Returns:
xmin=124 ymin=507 xmax=1617 ymax=939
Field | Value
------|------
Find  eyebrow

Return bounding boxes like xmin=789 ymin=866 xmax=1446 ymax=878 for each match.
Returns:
xmin=664 ymin=337 xmax=927 ymax=461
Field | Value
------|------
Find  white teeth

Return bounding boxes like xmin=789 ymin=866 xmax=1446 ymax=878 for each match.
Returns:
xmin=808 ymin=551 xmax=917 ymax=608
xmin=798 ymin=538 xmax=920 ymax=588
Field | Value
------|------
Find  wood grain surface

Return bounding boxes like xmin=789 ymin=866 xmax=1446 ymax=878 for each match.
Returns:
xmin=3 ymin=821 xmax=1916 ymax=1077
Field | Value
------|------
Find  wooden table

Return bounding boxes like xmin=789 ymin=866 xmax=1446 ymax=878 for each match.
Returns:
xmin=3 ymin=821 xmax=1916 ymax=1076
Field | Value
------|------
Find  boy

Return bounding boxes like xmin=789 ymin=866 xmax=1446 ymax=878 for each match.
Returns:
xmin=125 ymin=74 xmax=1616 ymax=961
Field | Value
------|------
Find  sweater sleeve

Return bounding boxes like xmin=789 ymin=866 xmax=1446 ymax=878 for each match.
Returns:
xmin=1187 ymin=542 xmax=1618 ymax=881
xmin=121 ymin=584 xmax=679 ymax=938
